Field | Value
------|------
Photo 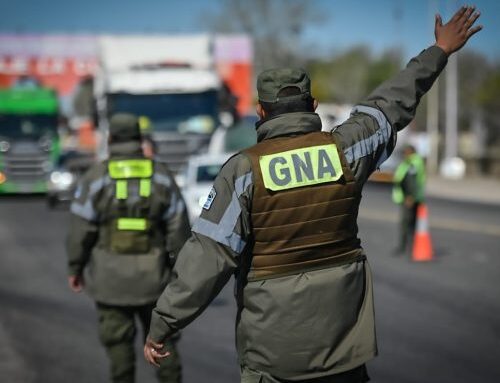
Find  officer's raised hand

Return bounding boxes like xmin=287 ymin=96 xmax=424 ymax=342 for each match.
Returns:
xmin=435 ymin=5 xmax=482 ymax=56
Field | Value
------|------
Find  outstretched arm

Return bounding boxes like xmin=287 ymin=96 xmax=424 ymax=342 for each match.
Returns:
xmin=334 ymin=6 xmax=482 ymax=183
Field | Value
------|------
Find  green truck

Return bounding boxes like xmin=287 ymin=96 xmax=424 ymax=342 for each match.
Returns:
xmin=0 ymin=88 xmax=60 ymax=194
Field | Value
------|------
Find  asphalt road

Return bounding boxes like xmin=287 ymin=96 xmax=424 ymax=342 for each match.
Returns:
xmin=1 ymin=183 xmax=500 ymax=383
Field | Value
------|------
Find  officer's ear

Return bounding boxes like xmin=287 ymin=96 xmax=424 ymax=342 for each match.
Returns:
xmin=313 ymin=98 xmax=318 ymax=111
xmin=256 ymin=102 xmax=266 ymax=119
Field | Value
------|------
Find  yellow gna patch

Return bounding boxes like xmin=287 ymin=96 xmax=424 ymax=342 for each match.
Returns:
xmin=259 ymin=144 xmax=343 ymax=191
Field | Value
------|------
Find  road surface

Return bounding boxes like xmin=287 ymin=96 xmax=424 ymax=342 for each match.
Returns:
xmin=1 ymin=183 xmax=499 ymax=383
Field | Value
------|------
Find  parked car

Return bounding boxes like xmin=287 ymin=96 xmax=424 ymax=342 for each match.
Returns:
xmin=47 ymin=150 xmax=94 ymax=208
xmin=181 ymin=153 xmax=232 ymax=223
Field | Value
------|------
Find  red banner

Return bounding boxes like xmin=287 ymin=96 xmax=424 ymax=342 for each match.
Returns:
xmin=0 ymin=56 xmax=97 ymax=95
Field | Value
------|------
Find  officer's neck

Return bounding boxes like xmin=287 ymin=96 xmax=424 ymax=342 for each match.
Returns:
xmin=255 ymin=112 xmax=322 ymax=142
xmin=109 ymin=140 xmax=144 ymax=158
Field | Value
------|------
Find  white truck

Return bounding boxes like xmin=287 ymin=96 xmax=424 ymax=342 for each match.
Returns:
xmin=94 ymin=35 xmax=222 ymax=172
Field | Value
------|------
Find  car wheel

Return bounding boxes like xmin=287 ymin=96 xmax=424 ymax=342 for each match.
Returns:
xmin=47 ymin=195 xmax=58 ymax=209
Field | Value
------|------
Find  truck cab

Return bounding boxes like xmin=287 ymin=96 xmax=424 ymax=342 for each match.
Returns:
xmin=95 ymin=35 xmax=221 ymax=173
xmin=0 ymin=88 xmax=60 ymax=193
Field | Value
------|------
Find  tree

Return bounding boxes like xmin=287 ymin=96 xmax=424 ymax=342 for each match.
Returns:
xmin=307 ymin=46 xmax=402 ymax=104
xmin=477 ymin=66 xmax=500 ymax=143
xmin=204 ymin=0 xmax=327 ymax=72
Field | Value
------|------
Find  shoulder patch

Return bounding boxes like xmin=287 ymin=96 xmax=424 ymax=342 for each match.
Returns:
xmin=203 ymin=187 xmax=217 ymax=210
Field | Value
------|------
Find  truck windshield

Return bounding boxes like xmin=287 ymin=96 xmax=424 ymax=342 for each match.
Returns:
xmin=0 ymin=114 xmax=58 ymax=139
xmin=108 ymin=91 xmax=219 ymax=134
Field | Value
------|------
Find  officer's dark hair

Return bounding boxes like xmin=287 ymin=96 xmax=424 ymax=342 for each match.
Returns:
xmin=260 ymin=86 xmax=315 ymax=118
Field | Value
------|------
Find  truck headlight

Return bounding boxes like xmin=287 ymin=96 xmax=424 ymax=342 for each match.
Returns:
xmin=50 ymin=171 xmax=74 ymax=187
xmin=39 ymin=137 xmax=52 ymax=152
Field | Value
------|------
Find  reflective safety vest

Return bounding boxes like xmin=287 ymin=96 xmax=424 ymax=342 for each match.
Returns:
xmin=107 ymin=158 xmax=153 ymax=254
xmin=392 ymin=153 xmax=426 ymax=204
xmin=243 ymin=131 xmax=365 ymax=281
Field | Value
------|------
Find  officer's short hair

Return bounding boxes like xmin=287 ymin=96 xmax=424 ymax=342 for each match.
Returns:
xmin=260 ymin=86 xmax=315 ymax=118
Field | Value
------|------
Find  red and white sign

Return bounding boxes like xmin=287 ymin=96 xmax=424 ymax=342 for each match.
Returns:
xmin=0 ymin=35 xmax=98 ymax=95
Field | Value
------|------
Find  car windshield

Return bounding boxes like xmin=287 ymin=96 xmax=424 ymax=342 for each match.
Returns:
xmin=0 ymin=114 xmax=57 ymax=139
xmin=108 ymin=91 xmax=219 ymax=134
xmin=196 ymin=163 xmax=223 ymax=183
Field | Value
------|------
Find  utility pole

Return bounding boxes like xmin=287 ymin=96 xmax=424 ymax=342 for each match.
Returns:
xmin=427 ymin=78 xmax=440 ymax=174
xmin=443 ymin=0 xmax=460 ymax=166
xmin=427 ymin=0 xmax=440 ymax=174
xmin=444 ymin=51 xmax=458 ymax=160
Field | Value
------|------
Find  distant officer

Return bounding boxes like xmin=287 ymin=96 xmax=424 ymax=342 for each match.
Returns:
xmin=67 ymin=113 xmax=190 ymax=383
xmin=144 ymin=7 xmax=481 ymax=383
xmin=392 ymin=145 xmax=426 ymax=255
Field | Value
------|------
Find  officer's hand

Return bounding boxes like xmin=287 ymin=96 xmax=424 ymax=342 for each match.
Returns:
xmin=144 ymin=337 xmax=170 ymax=367
xmin=68 ymin=275 xmax=85 ymax=293
xmin=404 ymin=196 xmax=415 ymax=208
xmin=434 ymin=5 xmax=482 ymax=56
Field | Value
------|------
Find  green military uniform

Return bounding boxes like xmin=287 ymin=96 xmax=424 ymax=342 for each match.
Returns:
xmin=392 ymin=150 xmax=426 ymax=254
xmin=67 ymin=114 xmax=190 ymax=383
xmin=148 ymin=46 xmax=448 ymax=382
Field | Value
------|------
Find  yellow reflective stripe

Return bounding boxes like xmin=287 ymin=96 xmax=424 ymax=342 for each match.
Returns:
xmin=115 ymin=180 xmax=128 ymax=199
xmin=140 ymin=179 xmax=151 ymax=197
xmin=259 ymin=144 xmax=343 ymax=191
xmin=138 ymin=116 xmax=152 ymax=133
xmin=108 ymin=159 xmax=153 ymax=179
xmin=117 ymin=218 xmax=147 ymax=231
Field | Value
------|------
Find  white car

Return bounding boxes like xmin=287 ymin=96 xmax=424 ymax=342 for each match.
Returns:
xmin=181 ymin=153 xmax=232 ymax=224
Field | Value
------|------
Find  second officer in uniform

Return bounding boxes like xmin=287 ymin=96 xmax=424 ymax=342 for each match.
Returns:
xmin=67 ymin=113 xmax=190 ymax=383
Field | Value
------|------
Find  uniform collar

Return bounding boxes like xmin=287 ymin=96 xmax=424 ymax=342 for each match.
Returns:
xmin=109 ymin=141 xmax=143 ymax=159
xmin=255 ymin=112 xmax=322 ymax=142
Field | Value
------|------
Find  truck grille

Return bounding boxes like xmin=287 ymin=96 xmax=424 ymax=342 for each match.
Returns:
xmin=154 ymin=133 xmax=210 ymax=174
xmin=3 ymin=151 xmax=50 ymax=181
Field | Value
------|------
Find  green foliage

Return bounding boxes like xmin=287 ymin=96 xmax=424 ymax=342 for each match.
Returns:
xmin=204 ymin=0 xmax=327 ymax=71
xmin=477 ymin=70 xmax=500 ymax=109
xmin=307 ymin=46 xmax=402 ymax=103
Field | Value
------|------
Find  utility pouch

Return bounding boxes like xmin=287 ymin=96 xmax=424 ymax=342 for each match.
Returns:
xmin=107 ymin=158 xmax=154 ymax=254
xmin=110 ymin=218 xmax=150 ymax=254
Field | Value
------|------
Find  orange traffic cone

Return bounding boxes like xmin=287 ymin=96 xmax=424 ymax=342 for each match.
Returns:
xmin=412 ymin=203 xmax=434 ymax=262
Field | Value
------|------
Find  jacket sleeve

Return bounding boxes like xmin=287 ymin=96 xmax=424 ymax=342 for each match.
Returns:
xmin=333 ymin=46 xmax=448 ymax=184
xmin=361 ymin=45 xmax=448 ymax=132
xmin=161 ymin=171 xmax=191 ymax=264
xmin=66 ymin=170 xmax=101 ymax=276
xmin=148 ymin=154 xmax=253 ymax=342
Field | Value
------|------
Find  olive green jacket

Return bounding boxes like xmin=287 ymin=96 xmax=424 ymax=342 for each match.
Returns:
xmin=66 ymin=141 xmax=191 ymax=306
xmin=149 ymin=46 xmax=448 ymax=379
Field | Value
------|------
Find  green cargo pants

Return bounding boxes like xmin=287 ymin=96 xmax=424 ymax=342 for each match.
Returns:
xmin=397 ymin=202 xmax=419 ymax=254
xmin=241 ymin=364 xmax=369 ymax=383
xmin=96 ymin=303 xmax=181 ymax=383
